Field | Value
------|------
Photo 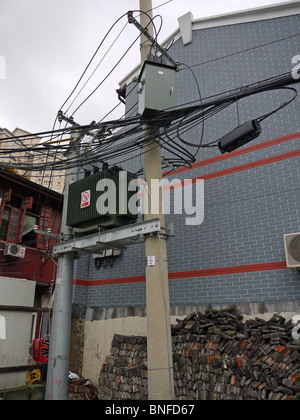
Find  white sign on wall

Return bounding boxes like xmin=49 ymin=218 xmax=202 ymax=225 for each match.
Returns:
xmin=81 ymin=190 xmax=91 ymax=209
xmin=0 ymin=315 xmax=6 ymax=340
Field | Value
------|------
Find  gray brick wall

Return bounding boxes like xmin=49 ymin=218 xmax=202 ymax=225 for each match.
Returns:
xmin=73 ymin=13 xmax=300 ymax=310
xmin=169 ymin=269 xmax=300 ymax=307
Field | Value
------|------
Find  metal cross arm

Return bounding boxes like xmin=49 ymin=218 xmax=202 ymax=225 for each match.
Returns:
xmin=33 ymin=226 xmax=61 ymax=239
xmin=128 ymin=11 xmax=179 ymax=71
xmin=53 ymin=218 xmax=163 ymax=256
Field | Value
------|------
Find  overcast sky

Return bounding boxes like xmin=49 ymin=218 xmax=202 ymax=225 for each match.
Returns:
xmin=0 ymin=0 xmax=294 ymax=134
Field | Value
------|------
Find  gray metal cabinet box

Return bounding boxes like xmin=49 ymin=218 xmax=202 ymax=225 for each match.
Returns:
xmin=138 ymin=61 xmax=176 ymax=117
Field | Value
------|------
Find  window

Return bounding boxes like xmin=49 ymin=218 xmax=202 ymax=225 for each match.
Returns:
xmin=36 ymin=206 xmax=52 ymax=249
xmin=0 ymin=191 xmax=35 ymax=244
xmin=0 ymin=209 xmax=9 ymax=241
xmin=0 ymin=189 xmax=12 ymax=229
xmin=5 ymin=197 xmax=34 ymax=243
xmin=6 ymin=207 xmax=21 ymax=243
xmin=0 ymin=189 xmax=54 ymax=249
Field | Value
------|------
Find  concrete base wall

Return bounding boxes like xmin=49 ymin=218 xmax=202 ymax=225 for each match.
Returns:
xmin=0 ymin=385 xmax=45 ymax=401
xmin=82 ymin=316 xmax=147 ymax=384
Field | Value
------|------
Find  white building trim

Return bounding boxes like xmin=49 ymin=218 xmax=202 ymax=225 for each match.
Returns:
xmin=119 ymin=1 xmax=300 ymax=87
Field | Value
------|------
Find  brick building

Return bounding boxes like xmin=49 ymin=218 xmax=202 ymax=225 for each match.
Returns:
xmin=0 ymin=169 xmax=63 ymax=339
xmin=70 ymin=2 xmax=300 ymax=383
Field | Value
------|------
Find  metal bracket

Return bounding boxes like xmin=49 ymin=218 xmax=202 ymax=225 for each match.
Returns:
xmin=33 ymin=227 xmax=61 ymax=239
xmin=128 ymin=11 xmax=179 ymax=71
xmin=53 ymin=218 xmax=163 ymax=256
xmin=158 ymin=223 xmax=175 ymax=240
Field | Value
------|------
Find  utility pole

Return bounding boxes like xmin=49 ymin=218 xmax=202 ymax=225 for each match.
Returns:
xmin=45 ymin=132 xmax=79 ymax=400
xmin=139 ymin=0 xmax=175 ymax=400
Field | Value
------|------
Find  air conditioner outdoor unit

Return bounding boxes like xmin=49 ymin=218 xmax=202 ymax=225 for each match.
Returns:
xmin=284 ymin=233 xmax=300 ymax=268
xmin=4 ymin=243 xmax=26 ymax=259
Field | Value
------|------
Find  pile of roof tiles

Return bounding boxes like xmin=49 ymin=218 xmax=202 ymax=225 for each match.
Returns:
xmin=172 ymin=307 xmax=300 ymax=400
xmin=98 ymin=307 xmax=300 ymax=400
xmin=98 ymin=335 xmax=148 ymax=400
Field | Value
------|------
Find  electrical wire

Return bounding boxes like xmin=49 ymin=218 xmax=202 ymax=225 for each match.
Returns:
xmin=0 ymin=71 xmax=298 ymax=174
xmin=58 ymin=10 xmax=164 ymax=124
xmin=65 ymin=20 xmax=130 ymax=115
xmin=59 ymin=12 xmax=129 ymax=113
xmin=0 ymin=69 xmax=298 ymax=271
xmin=69 ymin=33 xmax=141 ymax=118
xmin=177 ymin=62 xmax=205 ymax=159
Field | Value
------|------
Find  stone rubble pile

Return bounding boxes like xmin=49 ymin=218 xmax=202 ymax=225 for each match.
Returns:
xmin=68 ymin=373 xmax=98 ymax=400
xmin=98 ymin=307 xmax=300 ymax=400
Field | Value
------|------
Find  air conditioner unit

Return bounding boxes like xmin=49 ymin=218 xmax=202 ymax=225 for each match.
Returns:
xmin=4 ymin=243 xmax=26 ymax=259
xmin=284 ymin=233 xmax=300 ymax=268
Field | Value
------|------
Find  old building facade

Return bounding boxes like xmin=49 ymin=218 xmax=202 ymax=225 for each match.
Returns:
xmin=0 ymin=169 xmax=63 ymax=339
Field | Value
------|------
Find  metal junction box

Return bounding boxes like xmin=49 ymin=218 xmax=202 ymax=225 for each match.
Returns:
xmin=138 ymin=61 xmax=176 ymax=118
xmin=66 ymin=167 xmax=138 ymax=233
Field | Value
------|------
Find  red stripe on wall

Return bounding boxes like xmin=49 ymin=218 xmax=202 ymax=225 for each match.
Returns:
xmin=197 ymin=149 xmax=300 ymax=182
xmin=73 ymin=275 xmax=146 ymax=287
xmin=164 ymin=131 xmax=300 ymax=177
xmin=169 ymin=261 xmax=288 ymax=280
xmin=163 ymin=149 xmax=300 ymax=190
xmin=73 ymin=261 xmax=288 ymax=287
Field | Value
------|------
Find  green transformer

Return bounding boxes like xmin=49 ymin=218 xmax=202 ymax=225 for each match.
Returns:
xmin=66 ymin=167 xmax=138 ymax=233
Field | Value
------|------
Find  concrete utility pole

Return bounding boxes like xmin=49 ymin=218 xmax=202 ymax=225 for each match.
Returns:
xmin=45 ymin=133 xmax=79 ymax=400
xmin=139 ymin=0 xmax=175 ymax=400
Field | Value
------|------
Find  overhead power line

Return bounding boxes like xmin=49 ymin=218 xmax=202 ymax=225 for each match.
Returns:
xmin=0 ymin=70 xmax=298 ymax=174
xmin=57 ymin=9 xmax=167 ymax=124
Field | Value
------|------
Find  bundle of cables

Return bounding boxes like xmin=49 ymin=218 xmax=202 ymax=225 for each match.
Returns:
xmin=0 ymin=71 xmax=298 ymax=175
